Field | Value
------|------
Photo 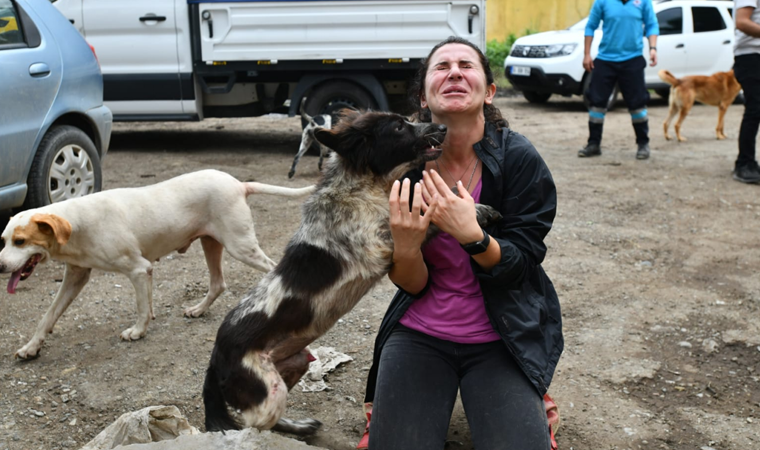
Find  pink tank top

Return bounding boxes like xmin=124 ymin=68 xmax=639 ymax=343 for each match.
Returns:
xmin=399 ymin=179 xmax=501 ymax=344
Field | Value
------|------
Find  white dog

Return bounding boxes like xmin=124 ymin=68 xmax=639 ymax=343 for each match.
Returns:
xmin=0 ymin=169 xmax=314 ymax=359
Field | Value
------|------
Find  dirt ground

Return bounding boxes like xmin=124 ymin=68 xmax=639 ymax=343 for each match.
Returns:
xmin=1 ymin=94 xmax=759 ymax=450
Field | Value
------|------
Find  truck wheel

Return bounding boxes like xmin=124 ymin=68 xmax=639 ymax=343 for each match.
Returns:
xmin=655 ymin=88 xmax=671 ymax=99
xmin=582 ymin=74 xmax=618 ymax=112
xmin=301 ymin=81 xmax=378 ymax=154
xmin=22 ymin=125 xmax=102 ymax=210
xmin=522 ymin=91 xmax=552 ymax=103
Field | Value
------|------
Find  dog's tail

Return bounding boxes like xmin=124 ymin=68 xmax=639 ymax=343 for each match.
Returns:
xmin=299 ymin=101 xmax=315 ymax=124
xmin=244 ymin=182 xmax=316 ymax=197
xmin=203 ymin=361 xmax=240 ymax=432
xmin=658 ymin=70 xmax=681 ymax=87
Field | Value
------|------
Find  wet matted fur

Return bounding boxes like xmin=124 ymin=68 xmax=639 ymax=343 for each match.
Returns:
xmin=203 ymin=110 xmax=501 ymax=435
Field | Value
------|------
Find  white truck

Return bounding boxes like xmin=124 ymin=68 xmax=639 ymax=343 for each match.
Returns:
xmin=51 ymin=0 xmax=485 ymax=123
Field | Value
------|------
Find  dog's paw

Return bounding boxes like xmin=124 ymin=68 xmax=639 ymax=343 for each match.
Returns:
xmin=474 ymin=204 xmax=503 ymax=227
xmin=183 ymin=304 xmax=208 ymax=318
xmin=15 ymin=342 xmax=42 ymax=360
xmin=273 ymin=417 xmax=322 ymax=436
xmin=120 ymin=327 xmax=146 ymax=341
xmin=677 ymin=136 xmax=687 ymax=142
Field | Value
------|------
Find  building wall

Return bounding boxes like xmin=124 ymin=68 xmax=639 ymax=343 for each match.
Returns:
xmin=486 ymin=0 xmax=595 ymax=41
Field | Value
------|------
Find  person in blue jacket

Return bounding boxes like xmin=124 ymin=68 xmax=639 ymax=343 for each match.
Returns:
xmin=578 ymin=0 xmax=659 ymax=160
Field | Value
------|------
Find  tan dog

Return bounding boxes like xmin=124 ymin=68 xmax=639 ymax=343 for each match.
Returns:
xmin=0 ymin=170 xmax=314 ymax=359
xmin=659 ymin=69 xmax=742 ymax=141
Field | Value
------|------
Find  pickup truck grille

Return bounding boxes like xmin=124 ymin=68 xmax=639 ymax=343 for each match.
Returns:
xmin=510 ymin=45 xmax=548 ymax=58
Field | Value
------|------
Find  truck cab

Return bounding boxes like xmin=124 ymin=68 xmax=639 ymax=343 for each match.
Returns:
xmin=52 ymin=0 xmax=486 ymax=122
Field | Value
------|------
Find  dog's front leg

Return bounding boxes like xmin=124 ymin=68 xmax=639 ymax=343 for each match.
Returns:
xmin=289 ymin=129 xmax=316 ymax=178
xmin=121 ymin=263 xmax=154 ymax=341
xmin=15 ymin=264 xmax=92 ymax=359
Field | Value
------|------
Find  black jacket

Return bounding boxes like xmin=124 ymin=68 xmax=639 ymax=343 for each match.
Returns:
xmin=364 ymin=123 xmax=563 ymax=400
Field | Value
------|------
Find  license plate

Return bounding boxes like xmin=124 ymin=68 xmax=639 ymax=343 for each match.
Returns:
xmin=510 ymin=66 xmax=531 ymax=76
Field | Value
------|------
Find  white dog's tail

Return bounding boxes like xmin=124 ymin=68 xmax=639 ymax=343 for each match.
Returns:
xmin=244 ymin=182 xmax=315 ymax=197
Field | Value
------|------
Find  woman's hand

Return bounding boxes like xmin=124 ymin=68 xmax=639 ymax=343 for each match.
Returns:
xmin=421 ymin=170 xmax=483 ymax=245
xmin=389 ymin=179 xmax=436 ymax=261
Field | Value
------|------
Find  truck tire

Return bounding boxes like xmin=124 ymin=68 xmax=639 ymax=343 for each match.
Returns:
xmin=655 ymin=87 xmax=671 ymax=99
xmin=522 ymin=91 xmax=552 ymax=103
xmin=22 ymin=125 xmax=102 ymax=210
xmin=301 ymin=81 xmax=378 ymax=154
xmin=582 ymin=74 xmax=618 ymax=112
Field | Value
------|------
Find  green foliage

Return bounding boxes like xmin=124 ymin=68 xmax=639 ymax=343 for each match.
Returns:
xmin=486 ymin=27 xmax=539 ymax=71
xmin=486 ymin=28 xmax=538 ymax=89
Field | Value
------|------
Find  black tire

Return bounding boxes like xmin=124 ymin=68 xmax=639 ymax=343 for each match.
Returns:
xmin=582 ymin=74 xmax=618 ymax=111
xmin=300 ymin=81 xmax=378 ymax=154
xmin=522 ymin=90 xmax=552 ymax=103
xmin=22 ymin=125 xmax=102 ymax=210
xmin=655 ymin=88 xmax=671 ymax=99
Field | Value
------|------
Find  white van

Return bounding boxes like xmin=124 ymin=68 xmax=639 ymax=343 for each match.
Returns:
xmin=504 ymin=0 xmax=735 ymax=106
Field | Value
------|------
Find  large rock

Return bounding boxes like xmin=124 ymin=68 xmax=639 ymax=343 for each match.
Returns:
xmin=111 ymin=428 xmax=328 ymax=450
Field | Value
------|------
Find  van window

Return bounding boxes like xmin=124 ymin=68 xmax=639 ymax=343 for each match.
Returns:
xmin=692 ymin=6 xmax=727 ymax=32
xmin=657 ymin=7 xmax=683 ymax=36
xmin=0 ymin=0 xmax=24 ymax=46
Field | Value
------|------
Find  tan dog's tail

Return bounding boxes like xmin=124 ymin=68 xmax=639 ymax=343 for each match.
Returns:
xmin=244 ymin=182 xmax=316 ymax=197
xmin=658 ymin=70 xmax=681 ymax=86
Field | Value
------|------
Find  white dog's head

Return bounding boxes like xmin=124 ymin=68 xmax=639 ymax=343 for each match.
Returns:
xmin=0 ymin=212 xmax=71 ymax=294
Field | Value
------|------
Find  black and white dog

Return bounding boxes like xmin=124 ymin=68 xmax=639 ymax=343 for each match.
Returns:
xmin=287 ymin=103 xmax=334 ymax=179
xmin=203 ymin=110 xmax=502 ymax=435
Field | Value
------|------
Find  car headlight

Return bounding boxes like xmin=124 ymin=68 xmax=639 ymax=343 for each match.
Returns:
xmin=545 ymin=43 xmax=577 ymax=57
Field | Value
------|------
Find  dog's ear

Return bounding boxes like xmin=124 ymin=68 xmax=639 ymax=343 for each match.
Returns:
xmin=314 ymin=128 xmax=341 ymax=151
xmin=31 ymin=214 xmax=72 ymax=246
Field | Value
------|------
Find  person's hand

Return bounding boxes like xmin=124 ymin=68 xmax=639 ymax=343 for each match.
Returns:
xmin=649 ymin=48 xmax=657 ymax=67
xmin=388 ymin=179 xmax=436 ymax=260
xmin=583 ymin=54 xmax=594 ymax=72
xmin=420 ymin=170 xmax=482 ymax=244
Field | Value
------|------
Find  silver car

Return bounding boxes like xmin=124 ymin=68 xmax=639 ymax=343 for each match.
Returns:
xmin=0 ymin=0 xmax=111 ymax=211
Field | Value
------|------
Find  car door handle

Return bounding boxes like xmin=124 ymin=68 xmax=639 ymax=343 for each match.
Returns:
xmin=675 ymin=43 xmax=685 ymax=48
xmin=139 ymin=15 xmax=166 ymax=22
xmin=29 ymin=63 xmax=50 ymax=77
xmin=723 ymin=40 xmax=731 ymax=45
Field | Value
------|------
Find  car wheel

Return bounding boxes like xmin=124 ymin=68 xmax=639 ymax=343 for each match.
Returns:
xmin=23 ymin=125 xmax=102 ymax=209
xmin=301 ymin=81 xmax=378 ymax=154
xmin=655 ymin=88 xmax=671 ymax=99
xmin=582 ymin=75 xmax=618 ymax=111
xmin=522 ymin=91 xmax=552 ymax=103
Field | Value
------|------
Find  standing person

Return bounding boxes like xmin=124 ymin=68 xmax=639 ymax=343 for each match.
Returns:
xmin=732 ymin=0 xmax=760 ymax=183
xmin=361 ymin=36 xmax=563 ymax=450
xmin=578 ymin=0 xmax=659 ymax=160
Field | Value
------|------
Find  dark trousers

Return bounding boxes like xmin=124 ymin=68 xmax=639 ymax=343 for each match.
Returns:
xmin=734 ymin=54 xmax=760 ymax=169
xmin=586 ymin=56 xmax=650 ymax=145
xmin=368 ymin=325 xmax=550 ymax=450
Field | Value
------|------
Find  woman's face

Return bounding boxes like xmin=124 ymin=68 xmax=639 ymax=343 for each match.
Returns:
xmin=421 ymin=43 xmax=496 ymax=119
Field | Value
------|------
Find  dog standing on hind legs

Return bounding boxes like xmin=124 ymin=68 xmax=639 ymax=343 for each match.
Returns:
xmin=659 ymin=69 xmax=742 ymax=141
xmin=203 ymin=110 xmax=502 ymax=436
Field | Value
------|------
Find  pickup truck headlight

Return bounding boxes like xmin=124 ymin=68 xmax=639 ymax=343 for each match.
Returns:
xmin=511 ymin=43 xmax=577 ymax=58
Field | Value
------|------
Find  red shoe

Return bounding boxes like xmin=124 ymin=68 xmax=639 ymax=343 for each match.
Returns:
xmin=544 ymin=393 xmax=560 ymax=450
xmin=356 ymin=402 xmax=372 ymax=450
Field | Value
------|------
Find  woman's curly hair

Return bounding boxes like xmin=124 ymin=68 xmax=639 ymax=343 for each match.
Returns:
xmin=408 ymin=36 xmax=508 ymax=130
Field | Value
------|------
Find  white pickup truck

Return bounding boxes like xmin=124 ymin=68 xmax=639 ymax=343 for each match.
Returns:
xmin=52 ymin=0 xmax=485 ymax=122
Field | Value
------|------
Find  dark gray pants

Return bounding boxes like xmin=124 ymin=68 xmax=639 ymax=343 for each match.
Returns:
xmin=734 ymin=53 xmax=760 ymax=169
xmin=368 ymin=325 xmax=550 ymax=450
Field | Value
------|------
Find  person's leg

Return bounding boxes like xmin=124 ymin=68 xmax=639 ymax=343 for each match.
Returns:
xmin=459 ymin=341 xmax=551 ymax=449
xmin=583 ymin=59 xmax=618 ymax=149
xmin=616 ymin=56 xmax=651 ymax=151
xmin=369 ymin=326 xmax=459 ymax=450
xmin=733 ymin=54 xmax=760 ymax=177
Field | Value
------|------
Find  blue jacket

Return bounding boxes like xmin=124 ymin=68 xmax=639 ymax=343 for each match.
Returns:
xmin=364 ymin=124 xmax=563 ymax=400
xmin=585 ymin=0 xmax=659 ymax=62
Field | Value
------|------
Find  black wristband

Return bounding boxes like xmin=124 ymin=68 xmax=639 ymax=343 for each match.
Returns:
xmin=650 ymin=46 xmax=657 ymax=51
xmin=461 ymin=228 xmax=490 ymax=256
